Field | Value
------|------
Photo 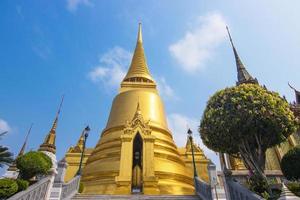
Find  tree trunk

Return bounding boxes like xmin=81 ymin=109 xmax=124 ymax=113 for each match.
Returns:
xmin=238 ymin=139 xmax=272 ymax=195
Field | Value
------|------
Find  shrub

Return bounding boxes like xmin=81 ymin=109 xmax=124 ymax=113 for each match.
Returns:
xmin=281 ymin=146 xmax=300 ymax=181
xmin=248 ymin=173 xmax=268 ymax=195
xmin=16 ymin=151 xmax=52 ymax=180
xmin=287 ymin=182 xmax=300 ymax=197
xmin=0 ymin=178 xmax=18 ymax=199
xmin=16 ymin=179 xmax=29 ymax=192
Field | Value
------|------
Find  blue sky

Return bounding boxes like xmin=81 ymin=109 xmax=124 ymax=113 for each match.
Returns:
xmin=1 ymin=0 xmax=300 ymax=174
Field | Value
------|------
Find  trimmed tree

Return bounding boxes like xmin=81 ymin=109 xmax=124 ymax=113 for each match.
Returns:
xmin=199 ymin=84 xmax=298 ymax=179
xmin=16 ymin=151 xmax=52 ymax=180
xmin=280 ymin=145 xmax=300 ymax=181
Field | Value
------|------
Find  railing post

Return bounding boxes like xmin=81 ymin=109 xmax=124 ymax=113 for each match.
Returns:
xmin=222 ymin=168 xmax=232 ymax=200
xmin=49 ymin=158 xmax=68 ymax=200
xmin=208 ymin=162 xmax=218 ymax=200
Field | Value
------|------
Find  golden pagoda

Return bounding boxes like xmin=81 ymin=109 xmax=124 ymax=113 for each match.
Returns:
xmin=79 ymin=24 xmax=210 ymax=195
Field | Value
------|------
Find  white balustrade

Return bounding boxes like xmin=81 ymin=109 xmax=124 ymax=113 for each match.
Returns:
xmin=195 ymin=177 xmax=213 ymax=200
xmin=8 ymin=175 xmax=53 ymax=200
xmin=60 ymin=175 xmax=81 ymax=200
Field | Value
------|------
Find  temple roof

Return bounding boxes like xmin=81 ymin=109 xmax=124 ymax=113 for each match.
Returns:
xmin=289 ymin=83 xmax=300 ymax=104
xmin=122 ymin=23 xmax=155 ymax=83
xmin=67 ymin=127 xmax=86 ymax=153
xmin=226 ymin=26 xmax=258 ymax=86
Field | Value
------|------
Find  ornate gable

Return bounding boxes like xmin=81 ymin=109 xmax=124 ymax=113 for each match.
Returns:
xmin=123 ymin=103 xmax=151 ymax=136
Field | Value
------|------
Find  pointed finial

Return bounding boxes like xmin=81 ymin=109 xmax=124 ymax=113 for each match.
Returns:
xmin=75 ymin=127 xmax=87 ymax=151
xmin=288 ymin=82 xmax=297 ymax=91
xmin=226 ymin=26 xmax=258 ymax=85
xmin=226 ymin=26 xmax=234 ymax=48
xmin=56 ymin=95 xmax=64 ymax=117
xmin=136 ymin=101 xmax=141 ymax=115
xmin=18 ymin=123 xmax=33 ymax=157
xmin=50 ymin=95 xmax=64 ymax=132
xmin=137 ymin=23 xmax=143 ymax=43
xmin=288 ymin=82 xmax=300 ymax=104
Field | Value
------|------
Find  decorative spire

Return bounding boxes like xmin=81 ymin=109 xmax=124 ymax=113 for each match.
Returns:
xmin=122 ymin=23 xmax=155 ymax=83
xmin=288 ymin=82 xmax=300 ymax=104
xmin=134 ymin=101 xmax=142 ymax=118
xmin=75 ymin=129 xmax=85 ymax=152
xmin=226 ymin=26 xmax=258 ymax=86
xmin=17 ymin=123 xmax=33 ymax=157
xmin=7 ymin=124 xmax=33 ymax=172
xmin=39 ymin=95 xmax=64 ymax=154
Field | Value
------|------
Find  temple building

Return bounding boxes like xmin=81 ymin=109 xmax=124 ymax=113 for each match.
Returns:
xmin=62 ymin=24 xmax=211 ymax=195
xmin=63 ymin=129 xmax=93 ymax=182
xmin=220 ymin=27 xmax=300 ymax=182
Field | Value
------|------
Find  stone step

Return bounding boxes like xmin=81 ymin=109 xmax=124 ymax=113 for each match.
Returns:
xmin=72 ymin=194 xmax=201 ymax=200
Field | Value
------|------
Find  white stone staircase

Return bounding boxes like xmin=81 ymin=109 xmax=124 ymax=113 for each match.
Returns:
xmin=72 ymin=194 xmax=201 ymax=200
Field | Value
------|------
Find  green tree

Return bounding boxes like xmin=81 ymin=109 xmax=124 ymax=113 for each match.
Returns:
xmin=0 ymin=131 xmax=14 ymax=168
xmin=280 ymin=145 xmax=300 ymax=181
xmin=199 ymin=84 xmax=298 ymax=178
xmin=16 ymin=151 xmax=52 ymax=180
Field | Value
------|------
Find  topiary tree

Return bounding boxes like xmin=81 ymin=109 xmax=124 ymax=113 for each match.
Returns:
xmin=0 ymin=178 xmax=18 ymax=199
xmin=280 ymin=145 xmax=300 ymax=181
xmin=16 ymin=151 xmax=52 ymax=180
xmin=200 ymin=84 xmax=299 ymax=179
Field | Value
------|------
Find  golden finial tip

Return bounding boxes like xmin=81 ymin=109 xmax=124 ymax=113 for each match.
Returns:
xmin=137 ymin=23 xmax=143 ymax=43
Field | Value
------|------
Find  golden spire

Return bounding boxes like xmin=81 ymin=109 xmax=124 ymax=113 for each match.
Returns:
xmin=7 ymin=124 xmax=33 ymax=171
xmin=226 ymin=26 xmax=258 ymax=86
xmin=135 ymin=101 xmax=142 ymax=117
xmin=17 ymin=123 xmax=33 ymax=157
xmin=39 ymin=95 xmax=64 ymax=154
xmin=76 ymin=129 xmax=85 ymax=152
xmin=122 ymin=23 xmax=155 ymax=83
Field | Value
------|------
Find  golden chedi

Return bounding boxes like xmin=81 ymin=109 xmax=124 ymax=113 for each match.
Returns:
xmin=80 ymin=24 xmax=210 ymax=195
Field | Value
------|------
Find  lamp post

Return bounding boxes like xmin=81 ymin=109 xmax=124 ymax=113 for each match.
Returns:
xmin=187 ymin=129 xmax=198 ymax=178
xmin=77 ymin=126 xmax=90 ymax=176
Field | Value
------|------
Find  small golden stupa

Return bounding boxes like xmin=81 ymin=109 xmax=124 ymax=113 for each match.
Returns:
xmin=64 ymin=24 xmax=210 ymax=195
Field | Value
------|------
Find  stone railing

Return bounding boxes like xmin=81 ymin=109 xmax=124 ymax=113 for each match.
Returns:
xmin=223 ymin=175 xmax=264 ymax=200
xmin=60 ymin=175 xmax=81 ymax=200
xmin=195 ymin=176 xmax=213 ymax=200
xmin=8 ymin=175 xmax=53 ymax=200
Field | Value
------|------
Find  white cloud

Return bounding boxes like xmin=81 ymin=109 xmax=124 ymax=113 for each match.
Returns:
xmin=167 ymin=113 xmax=220 ymax=169
xmin=88 ymin=46 xmax=132 ymax=88
xmin=0 ymin=119 xmax=11 ymax=133
xmin=169 ymin=12 xmax=227 ymax=73
xmin=66 ymin=0 xmax=93 ymax=12
xmin=156 ymin=77 xmax=178 ymax=101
